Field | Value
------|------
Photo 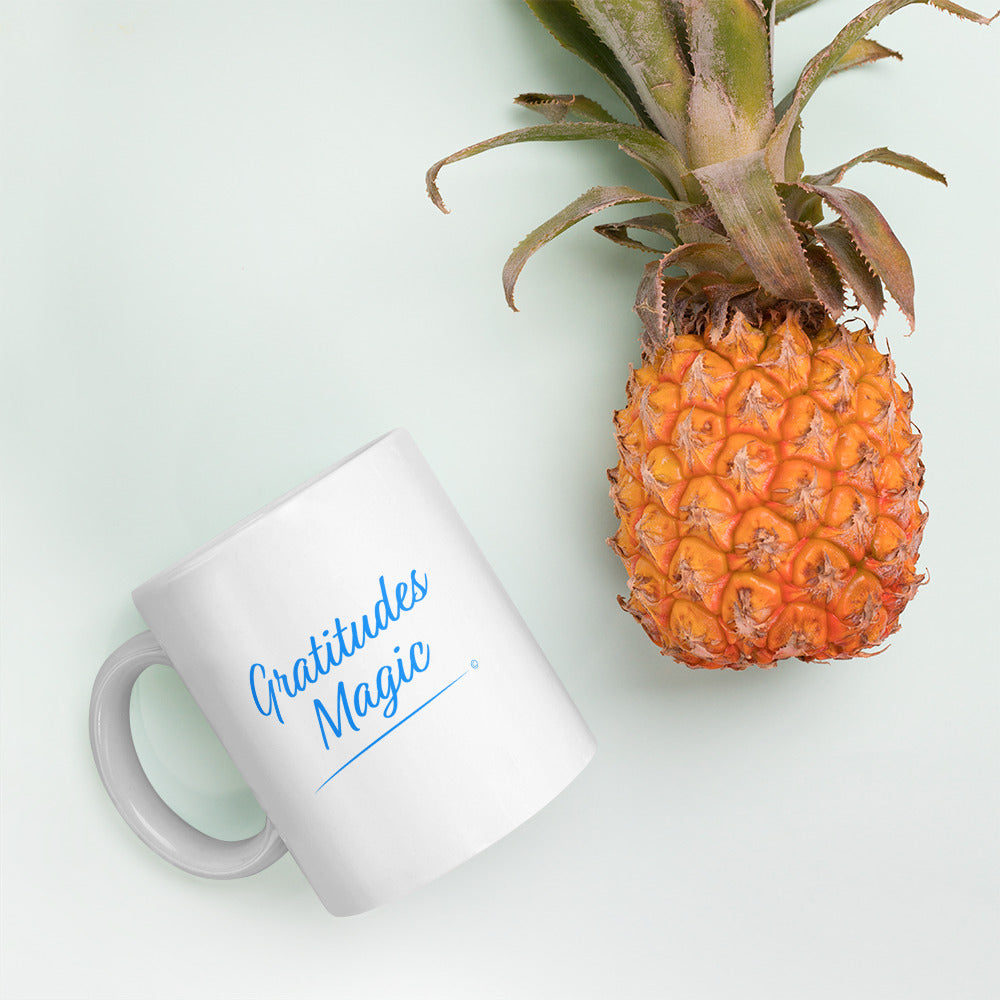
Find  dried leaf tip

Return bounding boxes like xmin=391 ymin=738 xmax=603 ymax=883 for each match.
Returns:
xmin=425 ymin=161 xmax=450 ymax=214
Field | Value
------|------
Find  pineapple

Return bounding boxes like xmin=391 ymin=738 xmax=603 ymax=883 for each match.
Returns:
xmin=427 ymin=0 xmax=995 ymax=668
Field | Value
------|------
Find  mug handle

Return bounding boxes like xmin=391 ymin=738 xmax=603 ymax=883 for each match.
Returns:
xmin=89 ymin=631 xmax=287 ymax=878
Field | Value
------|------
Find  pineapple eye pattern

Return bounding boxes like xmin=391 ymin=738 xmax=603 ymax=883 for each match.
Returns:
xmin=610 ymin=319 xmax=928 ymax=668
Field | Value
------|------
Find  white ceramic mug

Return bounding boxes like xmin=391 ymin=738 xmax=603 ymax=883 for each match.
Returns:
xmin=90 ymin=429 xmax=595 ymax=916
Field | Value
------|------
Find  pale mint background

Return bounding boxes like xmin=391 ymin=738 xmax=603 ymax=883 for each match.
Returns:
xmin=1 ymin=2 xmax=997 ymax=998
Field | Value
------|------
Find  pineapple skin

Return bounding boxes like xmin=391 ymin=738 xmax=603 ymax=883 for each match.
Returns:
xmin=608 ymin=307 xmax=926 ymax=669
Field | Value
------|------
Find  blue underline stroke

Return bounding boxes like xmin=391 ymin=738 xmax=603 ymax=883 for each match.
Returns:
xmin=315 ymin=670 xmax=469 ymax=793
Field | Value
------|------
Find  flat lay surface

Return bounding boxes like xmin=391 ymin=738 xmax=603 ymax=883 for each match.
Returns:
xmin=2 ymin=2 xmax=998 ymax=997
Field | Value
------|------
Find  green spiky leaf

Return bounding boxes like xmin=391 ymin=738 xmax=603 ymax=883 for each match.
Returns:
xmin=804 ymin=241 xmax=847 ymax=317
xmin=767 ymin=0 xmax=996 ymax=180
xmin=658 ymin=240 xmax=748 ymax=277
xmin=829 ymin=36 xmax=903 ymax=72
xmin=502 ymin=186 xmax=688 ymax=309
xmin=676 ymin=203 xmax=727 ymax=245
xmin=514 ymin=92 xmax=619 ymax=124
xmin=426 ymin=121 xmax=688 ymax=210
xmin=802 ymin=184 xmax=913 ymax=326
xmin=804 ymin=146 xmax=946 ymax=186
xmin=813 ymin=220 xmax=886 ymax=322
xmin=683 ymin=0 xmax=775 ymax=167
xmin=572 ymin=0 xmax=693 ymax=156
xmin=634 ymin=250 xmax=756 ymax=349
xmin=694 ymin=151 xmax=816 ymax=300
xmin=779 ymin=179 xmax=824 ymax=226
xmin=523 ymin=0 xmax=657 ymax=129
xmin=594 ymin=214 xmax=680 ymax=253
xmin=776 ymin=0 xmax=823 ymax=21
xmin=634 ymin=255 xmax=675 ymax=347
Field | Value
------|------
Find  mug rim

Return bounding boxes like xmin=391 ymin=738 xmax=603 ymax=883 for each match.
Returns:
xmin=132 ymin=428 xmax=404 ymax=600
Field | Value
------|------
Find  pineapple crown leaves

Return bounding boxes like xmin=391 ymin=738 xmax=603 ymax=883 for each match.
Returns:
xmin=427 ymin=0 xmax=997 ymax=336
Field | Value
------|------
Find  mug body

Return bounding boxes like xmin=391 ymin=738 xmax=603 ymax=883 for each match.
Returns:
xmin=132 ymin=430 xmax=595 ymax=915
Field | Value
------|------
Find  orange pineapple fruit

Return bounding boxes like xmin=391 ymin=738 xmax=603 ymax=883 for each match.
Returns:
xmin=428 ymin=0 xmax=995 ymax=668
xmin=609 ymin=311 xmax=926 ymax=666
